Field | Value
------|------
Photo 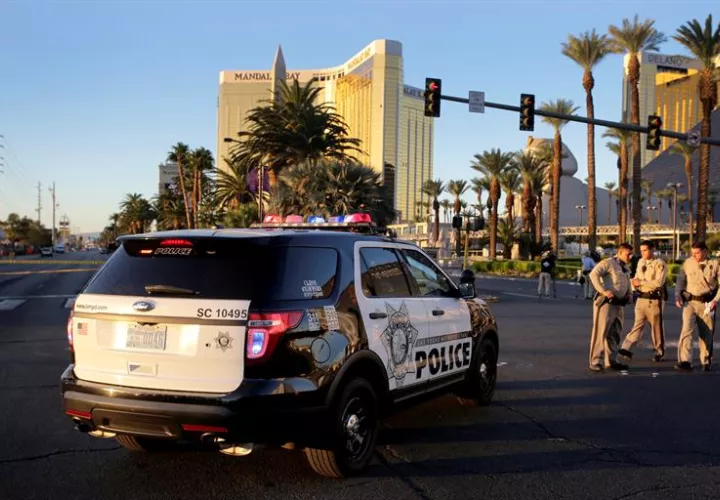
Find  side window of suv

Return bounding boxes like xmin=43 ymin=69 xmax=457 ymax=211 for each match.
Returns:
xmin=400 ymin=248 xmax=454 ymax=297
xmin=359 ymin=247 xmax=412 ymax=298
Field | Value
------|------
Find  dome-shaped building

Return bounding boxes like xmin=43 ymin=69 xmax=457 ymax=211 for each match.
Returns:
xmin=522 ymin=136 xmax=615 ymax=233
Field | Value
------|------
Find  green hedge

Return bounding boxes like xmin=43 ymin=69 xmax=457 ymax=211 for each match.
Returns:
xmin=472 ymin=259 xmax=682 ymax=285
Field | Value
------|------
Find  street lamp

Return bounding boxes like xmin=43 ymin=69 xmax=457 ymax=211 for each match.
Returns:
xmin=575 ymin=205 xmax=586 ymax=225
xmin=667 ymin=182 xmax=682 ymax=260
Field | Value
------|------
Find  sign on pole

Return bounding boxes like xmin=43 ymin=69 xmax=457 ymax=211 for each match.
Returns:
xmin=469 ymin=91 xmax=485 ymax=113
xmin=687 ymin=130 xmax=700 ymax=147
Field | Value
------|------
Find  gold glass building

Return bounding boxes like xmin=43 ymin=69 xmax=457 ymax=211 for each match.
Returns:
xmin=216 ymin=39 xmax=434 ymax=222
xmin=622 ymin=52 xmax=720 ymax=166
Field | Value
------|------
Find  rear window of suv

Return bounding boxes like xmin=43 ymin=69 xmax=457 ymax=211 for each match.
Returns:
xmin=83 ymin=238 xmax=338 ymax=302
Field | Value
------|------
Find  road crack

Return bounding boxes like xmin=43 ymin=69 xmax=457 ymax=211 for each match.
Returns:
xmin=0 ymin=446 xmax=121 ymax=464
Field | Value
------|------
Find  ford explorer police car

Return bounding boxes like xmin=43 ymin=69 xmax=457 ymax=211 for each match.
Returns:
xmin=60 ymin=214 xmax=500 ymax=478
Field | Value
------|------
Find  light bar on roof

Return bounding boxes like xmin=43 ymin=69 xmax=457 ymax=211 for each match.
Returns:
xmin=344 ymin=213 xmax=372 ymax=223
xmin=285 ymin=215 xmax=303 ymax=223
xmin=308 ymin=216 xmax=326 ymax=223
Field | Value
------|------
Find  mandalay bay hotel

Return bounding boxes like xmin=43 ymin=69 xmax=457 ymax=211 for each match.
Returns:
xmin=216 ymin=39 xmax=435 ymax=223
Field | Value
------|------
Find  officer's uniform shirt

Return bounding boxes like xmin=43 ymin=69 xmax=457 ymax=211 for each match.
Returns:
xmin=633 ymin=257 xmax=667 ymax=293
xmin=590 ymin=258 xmax=632 ymax=299
xmin=675 ymin=258 xmax=720 ymax=302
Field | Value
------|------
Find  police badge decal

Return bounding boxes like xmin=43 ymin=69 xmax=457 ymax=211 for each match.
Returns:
xmin=380 ymin=302 xmax=419 ymax=386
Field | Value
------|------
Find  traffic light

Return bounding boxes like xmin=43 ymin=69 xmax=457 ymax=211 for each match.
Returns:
xmin=520 ymin=94 xmax=535 ymax=131
xmin=472 ymin=217 xmax=485 ymax=231
xmin=424 ymin=78 xmax=442 ymax=118
xmin=646 ymin=115 xmax=662 ymax=151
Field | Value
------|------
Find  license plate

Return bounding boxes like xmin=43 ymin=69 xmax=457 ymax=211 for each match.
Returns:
xmin=126 ymin=325 xmax=167 ymax=350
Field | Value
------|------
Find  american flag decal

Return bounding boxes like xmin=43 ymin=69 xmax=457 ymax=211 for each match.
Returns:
xmin=77 ymin=322 xmax=89 ymax=335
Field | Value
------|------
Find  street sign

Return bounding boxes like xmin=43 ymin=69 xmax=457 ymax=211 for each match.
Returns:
xmin=469 ymin=91 xmax=485 ymax=113
xmin=688 ymin=130 xmax=700 ymax=147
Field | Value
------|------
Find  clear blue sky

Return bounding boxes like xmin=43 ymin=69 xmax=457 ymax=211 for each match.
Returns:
xmin=1 ymin=0 xmax=716 ymax=233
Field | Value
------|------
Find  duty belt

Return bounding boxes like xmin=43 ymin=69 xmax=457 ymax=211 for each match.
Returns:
xmin=637 ymin=290 xmax=663 ymax=300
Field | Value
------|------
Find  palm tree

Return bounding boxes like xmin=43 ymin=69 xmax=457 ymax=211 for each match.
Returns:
xmin=216 ymin=158 xmax=253 ymax=210
xmin=609 ymin=15 xmax=667 ymax=249
xmin=604 ymin=181 xmax=617 ymax=224
xmin=515 ymin=151 xmax=545 ymax=234
xmin=562 ymin=29 xmax=616 ymax=252
xmin=470 ymin=178 xmax=484 ymax=214
xmin=604 ymin=127 xmax=632 ymax=241
xmin=540 ymin=99 xmax=580 ymax=252
xmin=499 ymin=167 xmax=522 ymax=224
xmin=167 ymin=143 xmax=193 ymax=229
xmin=708 ymin=189 xmax=719 ymax=223
xmin=421 ymin=179 xmax=446 ymax=245
xmin=673 ymin=15 xmax=720 ymax=241
xmin=670 ymin=141 xmax=698 ymax=248
xmin=446 ymin=180 xmax=469 ymax=256
xmin=231 ymin=79 xmax=362 ymax=195
xmin=188 ymin=147 xmax=214 ymax=228
xmin=530 ymin=168 xmax=548 ymax=246
xmin=471 ymin=149 xmax=514 ymax=260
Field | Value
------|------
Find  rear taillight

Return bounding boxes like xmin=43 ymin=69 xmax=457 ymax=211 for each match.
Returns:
xmin=246 ymin=311 xmax=303 ymax=364
xmin=66 ymin=312 xmax=74 ymax=351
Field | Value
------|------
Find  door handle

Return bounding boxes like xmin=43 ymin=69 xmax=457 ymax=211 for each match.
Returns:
xmin=369 ymin=312 xmax=387 ymax=320
xmin=432 ymin=309 xmax=445 ymax=316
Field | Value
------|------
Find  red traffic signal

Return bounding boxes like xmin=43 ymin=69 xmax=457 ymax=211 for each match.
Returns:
xmin=424 ymin=78 xmax=442 ymax=118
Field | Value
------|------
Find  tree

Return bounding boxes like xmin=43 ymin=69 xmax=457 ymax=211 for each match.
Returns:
xmin=673 ymin=15 xmax=720 ymax=242
xmin=216 ymin=158 xmax=254 ymax=210
xmin=188 ymin=147 xmax=215 ymax=228
xmin=421 ymin=179 xmax=446 ymax=246
xmin=230 ymin=79 xmax=362 ymax=195
xmin=471 ymin=149 xmax=514 ymax=260
xmin=641 ymin=179 xmax=654 ymax=222
xmin=562 ymin=29 xmax=616 ymax=253
xmin=446 ymin=179 xmax=470 ymax=257
xmin=670 ymin=141 xmax=699 ymax=248
xmin=167 ymin=142 xmax=192 ymax=229
xmin=540 ymin=99 xmax=580 ymax=252
xmin=609 ymin=15 xmax=667 ymax=251
xmin=604 ymin=127 xmax=633 ymax=242
xmin=499 ymin=166 xmax=522 ymax=224
xmin=604 ymin=181 xmax=617 ymax=224
xmin=514 ymin=151 xmax=545 ymax=235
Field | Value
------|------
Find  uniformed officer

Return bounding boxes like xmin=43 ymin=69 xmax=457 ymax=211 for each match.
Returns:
xmin=617 ymin=240 xmax=667 ymax=363
xmin=581 ymin=251 xmax=596 ymax=300
xmin=588 ymin=243 xmax=634 ymax=372
xmin=674 ymin=241 xmax=720 ymax=372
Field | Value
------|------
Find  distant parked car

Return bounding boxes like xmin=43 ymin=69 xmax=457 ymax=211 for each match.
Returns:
xmin=40 ymin=246 xmax=53 ymax=257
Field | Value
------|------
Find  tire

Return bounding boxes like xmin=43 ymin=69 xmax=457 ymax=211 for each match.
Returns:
xmin=304 ymin=378 xmax=379 ymax=478
xmin=115 ymin=434 xmax=170 ymax=452
xmin=457 ymin=337 xmax=498 ymax=407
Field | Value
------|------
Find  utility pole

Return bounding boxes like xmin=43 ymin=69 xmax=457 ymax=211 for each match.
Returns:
xmin=49 ymin=182 xmax=57 ymax=246
xmin=36 ymin=182 xmax=42 ymax=224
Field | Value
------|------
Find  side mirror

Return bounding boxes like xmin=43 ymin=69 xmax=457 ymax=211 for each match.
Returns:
xmin=459 ymin=269 xmax=475 ymax=284
xmin=458 ymin=282 xmax=476 ymax=299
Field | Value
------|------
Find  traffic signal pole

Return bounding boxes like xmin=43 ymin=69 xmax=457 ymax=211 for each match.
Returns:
xmin=438 ymin=93 xmax=720 ymax=146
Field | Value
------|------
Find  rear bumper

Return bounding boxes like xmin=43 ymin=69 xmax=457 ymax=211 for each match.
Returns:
xmin=61 ymin=365 xmax=329 ymax=445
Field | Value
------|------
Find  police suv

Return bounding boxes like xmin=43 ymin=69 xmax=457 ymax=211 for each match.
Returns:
xmin=61 ymin=214 xmax=500 ymax=478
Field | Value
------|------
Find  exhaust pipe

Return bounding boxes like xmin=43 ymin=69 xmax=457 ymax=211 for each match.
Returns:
xmin=73 ymin=419 xmax=92 ymax=433
xmin=89 ymin=430 xmax=117 ymax=439
xmin=213 ymin=436 xmax=254 ymax=457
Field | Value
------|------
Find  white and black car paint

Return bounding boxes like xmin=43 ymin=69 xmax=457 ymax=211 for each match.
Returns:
xmin=61 ymin=229 xmax=499 ymax=478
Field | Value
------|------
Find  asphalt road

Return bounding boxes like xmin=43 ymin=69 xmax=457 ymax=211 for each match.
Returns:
xmin=2 ymin=257 xmax=720 ymax=500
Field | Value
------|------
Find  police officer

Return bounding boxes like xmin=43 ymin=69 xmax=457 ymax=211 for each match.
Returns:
xmin=588 ymin=243 xmax=634 ymax=372
xmin=581 ymin=251 xmax=596 ymax=300
xmin=538 ymin=251 xmax=557 ymax=299
xmin=617 ymin=240 xmax=667 ymax=363
xmin=674 ymin=241 xmax=720 ymax=372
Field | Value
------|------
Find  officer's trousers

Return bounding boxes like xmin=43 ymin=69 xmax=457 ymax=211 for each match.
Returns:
xmin=621 ymin=297 xmax=666 ymax=356
xmin=538 ymin=272 xmax=554 ymax=297
xmin=678 ymin=300 xmax=717 ymax=366
xmin=589 ymin=301 xmax=624 ymax=367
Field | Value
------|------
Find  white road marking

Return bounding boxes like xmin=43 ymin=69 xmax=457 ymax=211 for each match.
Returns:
xmin=0 ymin=299 xmax=27 ymax=311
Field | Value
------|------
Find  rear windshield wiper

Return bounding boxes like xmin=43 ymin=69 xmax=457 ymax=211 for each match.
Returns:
xmin=145 ymin=284 xmax=199 ymax=296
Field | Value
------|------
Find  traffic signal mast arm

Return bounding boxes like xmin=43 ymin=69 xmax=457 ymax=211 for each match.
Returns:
xmin=439 ymin=93 xmax=720 ymax=146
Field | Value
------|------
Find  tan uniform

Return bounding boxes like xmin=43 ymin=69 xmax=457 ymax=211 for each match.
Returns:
xmin=675 ymin=258 xmax=720 ymax=367
xmin=620 ymin=257 xmax=668 ymax=358
xmin=589 ymin=257 xmax=632 ymax=368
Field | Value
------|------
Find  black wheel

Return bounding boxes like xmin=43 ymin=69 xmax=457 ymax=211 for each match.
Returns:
xmin=457 ymin=338 xmax=498 ymax=407
xmin=304 ymin=378 xmax=379 ymax=478
xmin=115 ymin=434 xmax=170 ymax=452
